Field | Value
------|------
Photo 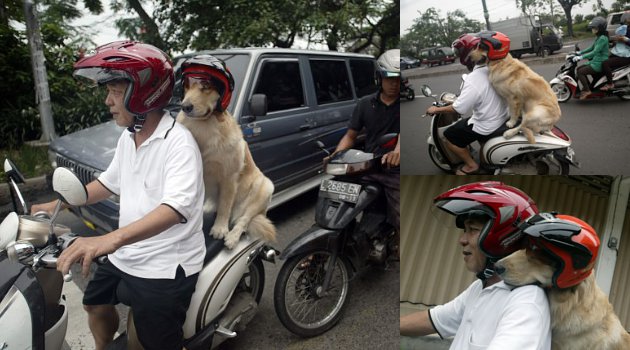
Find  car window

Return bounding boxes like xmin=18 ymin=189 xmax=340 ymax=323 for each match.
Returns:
xmin=253 ymin=59 xmax=305 ymax=113
xmin=442 ymin=48 xmax=454 ymax=56
xmin=349 ymin=58 xmax=378 ymax=98
xmin=310 ymin=59 xmax=353 ymax=105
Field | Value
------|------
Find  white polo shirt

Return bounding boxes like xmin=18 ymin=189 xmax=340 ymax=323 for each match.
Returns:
xmin=99 ymin=113 xmax=205 ymax=279
xmin=452 ymin=65 xmax=509 ymax=135
xmin=429 ymin=279 xmax=551 ymax=350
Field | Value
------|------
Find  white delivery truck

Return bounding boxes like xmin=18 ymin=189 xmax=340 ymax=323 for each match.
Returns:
xmin=490 ymin=15 xmax=563 ymax=58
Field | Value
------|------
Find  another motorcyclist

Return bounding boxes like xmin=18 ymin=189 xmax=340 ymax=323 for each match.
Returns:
xmin=400 ymin=181 xmax=551 ymax=349
xmin=328 ymin=48 xmax=400 ymax=257
xmin=31 ymin=41 xmax=205 ymax=350
xmin=601 ymin=12 xmax=630 ymax=91
xmin=574 ymin=16 xmax=610 ymax=99
xmin=425 ymin=32 xmax=509 ymax=175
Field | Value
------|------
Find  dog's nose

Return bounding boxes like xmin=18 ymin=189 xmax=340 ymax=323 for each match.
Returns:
xmin=181 ymin=102 xmax=193 ymax=114
xmin=494 ymin=265 xmax=506 ymax=275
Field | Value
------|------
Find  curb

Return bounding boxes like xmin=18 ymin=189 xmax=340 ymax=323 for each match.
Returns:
xmin=406 ymin=55 xmax=568 ymax=80
xmin=0 ymin=175 xmax=52 ymax=216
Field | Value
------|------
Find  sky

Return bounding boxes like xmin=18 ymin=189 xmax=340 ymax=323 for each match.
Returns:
xmin=400 ymin=0 xmax=618 ymax=35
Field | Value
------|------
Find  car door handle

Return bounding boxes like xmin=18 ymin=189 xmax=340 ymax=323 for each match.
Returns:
xmin=299 ymin=123 xmax=312 ymax=130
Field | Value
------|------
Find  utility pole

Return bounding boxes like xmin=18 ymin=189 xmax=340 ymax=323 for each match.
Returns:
xmin=23 ymin=0 xmax=57 ymax=145
xmin=482 ymin=0 xmax=491 ymax=30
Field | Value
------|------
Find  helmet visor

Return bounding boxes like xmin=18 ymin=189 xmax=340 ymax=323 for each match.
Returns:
xmin=73 ymin=67 xmax=132 ymax=87
xmin=378 ymin=70 xmax=401 ymax=78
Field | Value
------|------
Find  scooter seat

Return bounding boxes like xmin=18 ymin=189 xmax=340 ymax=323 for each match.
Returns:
xmin=202 ymin=212 xmax=226 ymax=265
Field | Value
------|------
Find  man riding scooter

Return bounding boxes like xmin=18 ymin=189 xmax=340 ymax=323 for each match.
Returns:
xmin=425 ymin=33 xmax=510 ymax=175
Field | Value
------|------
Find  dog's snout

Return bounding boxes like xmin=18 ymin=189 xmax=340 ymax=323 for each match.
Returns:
xmin=494 ymin=265 xmax=506 ymax=275
xmin=182 ymin=102 xmax=193 ymax=114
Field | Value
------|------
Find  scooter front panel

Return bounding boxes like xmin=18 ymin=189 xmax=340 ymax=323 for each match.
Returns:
xmin=0 ymin=285 xmax=33 ymax=349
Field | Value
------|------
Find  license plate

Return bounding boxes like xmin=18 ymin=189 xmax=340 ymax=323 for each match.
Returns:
xmin=319 ymin=179 xmax=361 ymax=203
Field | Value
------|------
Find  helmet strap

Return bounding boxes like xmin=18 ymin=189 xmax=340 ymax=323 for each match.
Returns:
xmin=128 ymin=114 xmax=146 ymax=133
xmin=476 ymin=258 xmax=497 ymax=281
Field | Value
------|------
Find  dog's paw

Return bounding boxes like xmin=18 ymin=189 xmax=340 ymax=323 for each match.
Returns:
xmin=503 ymin=129 xmax=518 ymax=139
xmin=224 ymin=233 xmax=241 ymax=249
xmin=210 ymin=225 xmax=228 ymax=240
xmin=506 ymin=119 xmax=517 ymax=128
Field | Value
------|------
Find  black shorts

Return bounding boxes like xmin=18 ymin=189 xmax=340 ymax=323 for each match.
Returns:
xmin=444 ymin=118 xmax=496 ymax=148
xmin=83 ymin=261 xmax=199 ymax=350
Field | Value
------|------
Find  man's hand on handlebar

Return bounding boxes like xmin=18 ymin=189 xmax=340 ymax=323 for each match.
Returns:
xmin=57 ymin=235 xmax=117 ymax=278
xmin=382 ymin=148 xmax=400 ymax=168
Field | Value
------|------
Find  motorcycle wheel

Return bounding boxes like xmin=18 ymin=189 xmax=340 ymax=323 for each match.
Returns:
xmin=551 ymin=82 xmax=571 ymax=103
xmin=428 ymin=145 xmax=452 ymax=173
xmin=273 ymin=250 xmax=350 ymax=337
xmin=406 ymin=89 xmax=415 ymax=100
xmin=243 ymin=257 xmax=265 ymax=303
xmin=616 ymin=87 xmax=630 ymax=100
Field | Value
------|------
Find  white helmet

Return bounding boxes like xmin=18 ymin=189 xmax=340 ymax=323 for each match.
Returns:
xmin=376 ymin=49 xmax=400 ymax=82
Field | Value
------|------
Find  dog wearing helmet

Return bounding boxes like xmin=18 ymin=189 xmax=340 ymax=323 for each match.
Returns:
xmin=495 ymin=213 xmax=630 ymax=350
xmin=469 ymin=30 xmax=562 ymax=144
xmin=176 ymin=54 xmax=276 ymax=249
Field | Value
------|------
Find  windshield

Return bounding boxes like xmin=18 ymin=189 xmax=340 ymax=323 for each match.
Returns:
xmin=172 ymin=53 xmax=251 ymax=113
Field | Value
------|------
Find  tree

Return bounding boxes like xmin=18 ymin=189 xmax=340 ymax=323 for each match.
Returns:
xmin=557 ymin=0 xmax=590 ymax=37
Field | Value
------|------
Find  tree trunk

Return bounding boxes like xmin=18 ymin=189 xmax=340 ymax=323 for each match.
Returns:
xmin=562 ymin=5 xmax=574 ymax=37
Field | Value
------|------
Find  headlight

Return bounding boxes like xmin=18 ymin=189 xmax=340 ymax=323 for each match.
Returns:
xmin=326 ymin=163 xmax=349 ymax=175
xmin=440 ymin=92 xmax=457 ymax=104
xmin=47 ymin=150 xmax=57 ymax=168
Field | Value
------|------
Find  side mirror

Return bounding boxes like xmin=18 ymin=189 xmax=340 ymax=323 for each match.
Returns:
xmin=250 ymin=94 xmax=268 ymax=118
xmin=52 ymin=167 xmax=87 ymax=206
xmin=4 ymin=159 xmax=25 ymax=184
xmin=421 ymin=85 xmax=432 ymax=97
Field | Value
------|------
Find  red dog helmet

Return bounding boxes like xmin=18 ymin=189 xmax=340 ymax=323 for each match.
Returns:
xmin=434 ymin=181 xmax=539 ymax=258
xmin=452 ymin=33 xmax=480 ymax=71
xmin=478 ymin=31 xmax=511 ymax=60
xmin=520 ymin=213 xmax=600 ymax=289
xmin=181 ymin=55 xmax=235 ymax=112
xmin=73 ymin=41 xmax=174 ymax=116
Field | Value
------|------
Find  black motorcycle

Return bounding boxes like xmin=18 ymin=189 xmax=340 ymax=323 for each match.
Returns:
xmin=400 ymin=77 xmax=415 ymax=101
xmin=273 ymin=134 xmax=398 ymax=337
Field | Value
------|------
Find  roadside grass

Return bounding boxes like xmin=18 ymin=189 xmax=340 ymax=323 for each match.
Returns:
xmin=0 ymin=145 xmax=52 ymax=183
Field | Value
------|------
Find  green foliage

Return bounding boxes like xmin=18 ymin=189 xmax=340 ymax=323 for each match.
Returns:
xmin=0 ymin=1 xmax=110 ymax=148
xmin=0 ymin=145 xmax=53 ymax=182
xmin=401 ymin=8 xmax=482 ymax=57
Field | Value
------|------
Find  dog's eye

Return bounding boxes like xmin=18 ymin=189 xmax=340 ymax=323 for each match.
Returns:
xmin=201 ymin=81 xmax=214 ymax=90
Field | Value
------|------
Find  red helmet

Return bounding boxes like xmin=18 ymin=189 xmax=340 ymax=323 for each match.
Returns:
xmin=520 ymin=213 xmax=600 ymax=289
xmin=73 ymin=41 xmax=174 ymax=116
xmin=181 ymin=55 xmax=235 ymax=112
xmin=478 ymin=31 xmax=510 ymax=60
xmin=434 ymin=181 xmax=539 ymax=258
xmin=452 ymin=33 xmax=480 ymax=71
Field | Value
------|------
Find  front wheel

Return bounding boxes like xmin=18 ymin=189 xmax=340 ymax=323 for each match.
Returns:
xmin=551 ymin=82 xmax=572 ymax=103
xmin=406 ymin=88 xmax=415 ymax=100
xmin=428 ymin=144 xmax=452 ymax=173
xmin=274 ymin=250 xmax=350 ymax=337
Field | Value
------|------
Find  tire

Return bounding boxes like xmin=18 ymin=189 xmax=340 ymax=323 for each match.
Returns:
xmin=616 ymin=82 xmax=630 ymax=100
xmin=406 ymin=88 xmax=415 ymax=100
xmin=428 ymin=144 xmax=452 ymax=173
xmin=242 ymin=257 xmax=265 ymax=303
xmin=551 ymin=82 xmax=572 ymax=103
xmin=274 ymin=250 xmax=350 ymax=337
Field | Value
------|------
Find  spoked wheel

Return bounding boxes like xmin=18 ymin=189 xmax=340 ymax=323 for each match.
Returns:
xmin=274 ymin=250 xmax=350 ymax=337
xmin=428 ymin=145 xmax=453 ymax=173
xmin=551 ymin=82 xmax=572 ymax=103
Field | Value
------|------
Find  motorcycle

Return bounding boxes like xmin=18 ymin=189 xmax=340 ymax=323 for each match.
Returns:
xmin=0 ymin=159 xmax=278 ymax=350
xmin=550 ymin=45 xmax=630 ymax=102
xmin=421 ymin=82 xmax=579 ymax=175
xmin=400 ymin=77 xmax=415 ymax=101
xmin=273 ymin=135 xmax=398 ymax=337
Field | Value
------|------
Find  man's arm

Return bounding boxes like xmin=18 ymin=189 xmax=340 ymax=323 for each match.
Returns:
xmin=400 ymin=310 xmax=437 ymax=336
xmin=56 ymin=204 xmax=182 ymax=277
xmin=335 ymin=128 xmax=359 ymax=153
xmin=382 ymin=134 xmax=400 ymax=168
xmin=31 ymin=179 xmax=114 ymax=215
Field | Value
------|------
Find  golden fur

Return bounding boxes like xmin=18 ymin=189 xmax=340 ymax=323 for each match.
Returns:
xmin=469 ymin=50 xmax=561 ymax=144
xmin=176 ymin=81 xmax=276 ymax=249
xmin=496 ymin=249 xmax=630 ymax=350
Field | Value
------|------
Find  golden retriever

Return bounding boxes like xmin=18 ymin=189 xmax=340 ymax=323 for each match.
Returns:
xmin=495 ymin=248 xmax=630 ymax=350
xmin=470 ymin=50 xmax=561 ymax=144
xmin=176 ymin=79 xmax=276 ymax=249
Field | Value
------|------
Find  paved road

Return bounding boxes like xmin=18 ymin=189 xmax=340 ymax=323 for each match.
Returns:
xmin=50 ymin=189 xmax=399 ymax=349
xmin=401 ymin=62 xmax=630 ymax=175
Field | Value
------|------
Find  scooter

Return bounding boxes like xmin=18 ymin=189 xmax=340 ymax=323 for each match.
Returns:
xmin=421 ymin=83 xmax=579 ymax=175
xmin=273 ymin=135 xmax=398 ymax=337
xmin=0 ymin=159 xmax=278 ymax=350
xmin=550 ymin=45 xmax=630 ymax=102
xmin=400 ymin=77 xmax=415 ymax=101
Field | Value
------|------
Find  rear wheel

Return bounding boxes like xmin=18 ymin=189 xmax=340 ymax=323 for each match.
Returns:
xmin=551 ymin=82 xmax=572 ymax=103
xmin=406 ymin=88 xmax=415 ymax=100
xmin=428 ymin=145 xmax=453 ymax=173
xmin=616 ymin=82 xmax=630 ymax=100
xmin=274 ymin=250 xmax=350 ymax=337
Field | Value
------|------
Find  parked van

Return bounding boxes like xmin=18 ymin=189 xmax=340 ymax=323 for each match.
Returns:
xmin=48 ymin=48 xmax=378 ymax=232
xmin=418 ymin=47 xmax=456 ymax=67
xmin=491 ymin=16 xmax=563 ymax=58
xmin=607 ymin=11 xmax=630 ymax=36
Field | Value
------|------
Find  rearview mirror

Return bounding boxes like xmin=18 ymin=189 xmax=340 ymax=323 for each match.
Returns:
xmin=421 ymin=85 xmax=432 ymax=97
xmin=250 ymin=94 xmax=268 ymax=117
xmin=52 ymin=167 xmax=87 ymax=206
